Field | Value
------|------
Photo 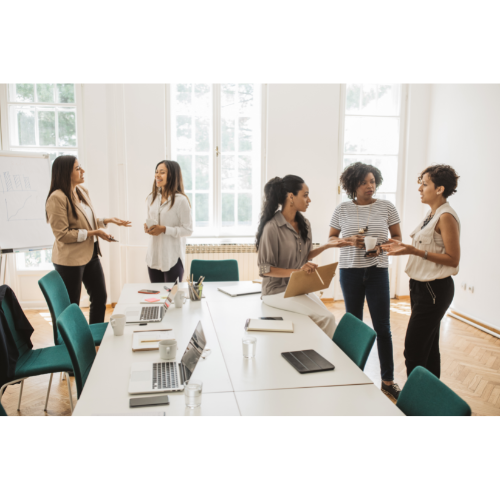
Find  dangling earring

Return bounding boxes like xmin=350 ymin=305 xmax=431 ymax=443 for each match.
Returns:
xmin=290 ymin=199 xmax=294 ymax=207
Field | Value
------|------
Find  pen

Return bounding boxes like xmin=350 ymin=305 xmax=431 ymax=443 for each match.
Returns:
xmin=164 ymin=286 xmax=171 ymax=292
xmin=133 ymin=329 xmax=172 ymax=332
xmin=315 ymin=269 xmax=325 ymax=285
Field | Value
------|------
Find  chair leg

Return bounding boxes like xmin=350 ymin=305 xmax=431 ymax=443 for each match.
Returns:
xmin=65 ymin=373 xmax=74 ymax=414
xmin=17 ymin=379 xmax=24 ymax=411
xmin=44 ymin=373 xmax=54 ymax=412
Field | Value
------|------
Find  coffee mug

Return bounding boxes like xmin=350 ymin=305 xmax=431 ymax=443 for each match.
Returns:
xmin=365 ymin=236 xmax=377 ymax=252
xmin=159 ymin=339 xmax=177 ymax=360
xmin=174 ymin=291 xmax=187 ymax=308
xmin=146 ymin=218 xmax=157 ymax=229
xmin=110 ymin=314 xmax=126 ymax=336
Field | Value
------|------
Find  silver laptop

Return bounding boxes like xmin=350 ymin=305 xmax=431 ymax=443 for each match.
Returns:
xmin=125 ymin=279 xmax=179 ymax=324
xmin=128 ymin=321 xmax=207 ymax=394
xmin=217 ymin=283 xmax=262 ymax=297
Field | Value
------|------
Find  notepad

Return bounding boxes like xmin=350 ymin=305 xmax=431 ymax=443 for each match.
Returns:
xmin=144 ymin=297 xmax=160 ymax=303
xmin=246 ymin=319 xmax=294 ymax=333
xmin=132 ymin=332 xmax=172 ymax=351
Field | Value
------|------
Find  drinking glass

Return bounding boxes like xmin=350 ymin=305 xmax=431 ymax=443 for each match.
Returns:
xmin=242 ymin=336 xmax=257 ymax=358
xmin=185 ymin=379 xmax=203 ymax=409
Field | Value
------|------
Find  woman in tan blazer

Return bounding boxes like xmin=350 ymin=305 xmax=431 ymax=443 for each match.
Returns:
xmin=45 ymin=155 xmax=131 ymax=324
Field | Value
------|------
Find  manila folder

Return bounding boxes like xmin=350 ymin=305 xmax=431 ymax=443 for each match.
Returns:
xmin=283 ymin=262 xmax=338 ymax=299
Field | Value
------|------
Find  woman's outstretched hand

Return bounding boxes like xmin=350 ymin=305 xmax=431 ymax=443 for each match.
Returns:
xmin=380 ymin=239 xmax=414 ymax=256
xmin=105 ymin=218 xmax=132 ymax=227
xmin=301 ymin=262 xmax=318 ymax=274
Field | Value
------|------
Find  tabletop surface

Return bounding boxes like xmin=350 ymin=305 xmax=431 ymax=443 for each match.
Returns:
xmin=73 ymin=281 xmax=401 ymax=416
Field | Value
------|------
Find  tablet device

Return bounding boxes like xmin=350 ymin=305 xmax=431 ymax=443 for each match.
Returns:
xmin=281 ymin=350 xmax=335 ymax=374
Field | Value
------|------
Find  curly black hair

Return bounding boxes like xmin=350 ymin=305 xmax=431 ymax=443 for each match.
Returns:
xmin=418 ymin=164 xmax=459 ymax=198
xmin=340 ymin=162 xmax=383 ymax=200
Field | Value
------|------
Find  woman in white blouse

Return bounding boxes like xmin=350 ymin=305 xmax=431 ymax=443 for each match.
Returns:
xmin=144 ymin=160 xmax=193 ymax=283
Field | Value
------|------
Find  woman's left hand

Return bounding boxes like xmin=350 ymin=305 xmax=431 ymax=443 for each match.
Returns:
xmin=365 ymin=246 xmax=381 ymax=258
xmin=380 ymin=239 xmax=414 ymax=256
xmin=106 ymin=218 xmax=132 ymax=227
xmin=147 ymin=225 xmax=166 ymax=236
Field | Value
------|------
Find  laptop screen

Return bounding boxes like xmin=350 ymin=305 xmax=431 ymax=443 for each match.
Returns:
xmin=179 ymin=321 xmax=207 ymax=382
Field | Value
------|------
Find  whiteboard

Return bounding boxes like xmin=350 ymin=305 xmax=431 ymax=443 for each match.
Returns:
xmin=0 ymin=151 xmax=55 ymax=252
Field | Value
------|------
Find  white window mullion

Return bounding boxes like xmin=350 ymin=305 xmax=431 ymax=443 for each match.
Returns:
xmin=213 ymin=84 xmax=221 ymax=237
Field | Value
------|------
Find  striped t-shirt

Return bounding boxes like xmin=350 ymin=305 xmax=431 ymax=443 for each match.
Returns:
xmin=329 ymin=199 xmax=401 ymax=269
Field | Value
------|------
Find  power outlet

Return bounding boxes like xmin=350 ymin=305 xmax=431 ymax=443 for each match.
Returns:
xmin=461 ymin=282 xmax=467 ymax=291
xmin=468 ymin=285 xmax=474 ymax=293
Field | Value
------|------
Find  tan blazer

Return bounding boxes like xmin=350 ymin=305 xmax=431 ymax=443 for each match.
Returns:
xmin=46 ymin=187 xmax=104 ymax=266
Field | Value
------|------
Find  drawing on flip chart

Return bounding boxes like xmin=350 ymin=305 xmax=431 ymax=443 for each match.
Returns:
xmin=0 ymin=172 xmax=45 ymax=222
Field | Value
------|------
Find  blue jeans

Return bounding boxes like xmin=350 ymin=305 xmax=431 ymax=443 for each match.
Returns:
xmin=339 ymin=266 xmax=394 ymax=381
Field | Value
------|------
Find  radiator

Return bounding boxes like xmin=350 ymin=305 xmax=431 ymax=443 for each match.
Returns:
xmin=184 ymin=243 xmax=320 ymax=282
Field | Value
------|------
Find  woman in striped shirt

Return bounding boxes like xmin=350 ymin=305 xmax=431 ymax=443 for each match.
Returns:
xmin=328 ymin=162 xmax=402 ymax=400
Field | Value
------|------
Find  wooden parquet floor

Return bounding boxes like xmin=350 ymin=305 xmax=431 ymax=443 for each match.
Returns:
xmin=326 ymin=300 xmax=500 ymax=416
xmin=3 ymin=301 xmax=500 ymax=416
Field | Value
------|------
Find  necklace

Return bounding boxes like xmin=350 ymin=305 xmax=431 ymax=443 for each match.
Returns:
xmin=421 ymin=212 xmax=434 ymax=229
xmin=355 ymin=200 xmax=373 ymax=234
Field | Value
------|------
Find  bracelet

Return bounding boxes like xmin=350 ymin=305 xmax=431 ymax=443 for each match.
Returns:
xmin=423 ymin=250 xmax=428 ymax=260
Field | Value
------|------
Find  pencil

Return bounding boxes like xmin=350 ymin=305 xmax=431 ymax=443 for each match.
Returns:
xmin=133 ymin=329 xmax=172 ymax=333
xmin=315 ymin=268 xmax=325 ymax=286
xmin=141 ymin=339 xmax=163 ymax=343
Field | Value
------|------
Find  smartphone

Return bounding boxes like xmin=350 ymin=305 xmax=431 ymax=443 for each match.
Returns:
xmin=130 ymin=395 xmax=170 ymax=408
xmin=259 ymin=317 xmax=284 ymax=320
xmin=138 ymin=289 xmax=160 ymax=294
xmin=109 ymin=236 xmax=119 ymax=242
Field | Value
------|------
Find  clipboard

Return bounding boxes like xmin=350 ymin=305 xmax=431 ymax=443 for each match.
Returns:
xmin=283 ymin=262 xmax=338 ymax=298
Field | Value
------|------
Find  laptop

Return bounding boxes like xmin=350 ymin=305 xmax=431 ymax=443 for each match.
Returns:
xmin=128 ymin=320 xmax=207 ymax=394
xmin=217 ymin=283 xmax=262 ymax=297
xmin=125 ymin=279 xmax=179 ymax=324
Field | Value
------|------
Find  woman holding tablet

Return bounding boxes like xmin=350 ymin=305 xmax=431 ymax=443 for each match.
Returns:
xmin=46 ymin=155 xmax=131 ymax=324
xmin=328 ymin=162 xmax=402 ymax=400
xmin=145 ymin=160 xmax=193 ymax=283
xmin=256 ymin=175 xmax=339 ymax=339
xmin=382 ymin=165 xmax=460 ymax=379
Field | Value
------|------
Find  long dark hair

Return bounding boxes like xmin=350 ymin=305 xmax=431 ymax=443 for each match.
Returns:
xmin=46 ymin=155 xmax=83 ymax=221
xmin=255 ymin=175 xmax=308 ymax=250
xmin=150 ymin=160 xmax=190 ymax=208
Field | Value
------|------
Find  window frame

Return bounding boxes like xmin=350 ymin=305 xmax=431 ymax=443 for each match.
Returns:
xmin=0 ymin=83 xmax=84 ymax=273
xmin=334 ymin=84 xmax=408 ymax=299
xmin=165 ymin=83 xmax=267 ymax=239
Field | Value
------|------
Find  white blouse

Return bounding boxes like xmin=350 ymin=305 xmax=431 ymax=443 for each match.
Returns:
xmin=145 ymin=193 xmax=193 ymax=272
xmin=77 ymin=202 xmax=107 ymax=243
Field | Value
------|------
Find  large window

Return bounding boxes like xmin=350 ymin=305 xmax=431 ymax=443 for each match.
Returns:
xmin=0 ymin=83 xmax=80 ymax=270
xmin=170 ymin=84 xmax=263 ymax=237
xmin=341 ymin=84 xmax=403 ymax=205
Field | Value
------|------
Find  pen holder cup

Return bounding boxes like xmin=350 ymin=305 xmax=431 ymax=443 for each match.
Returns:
xmin=189 ymin=284 xmax=202 ymax=301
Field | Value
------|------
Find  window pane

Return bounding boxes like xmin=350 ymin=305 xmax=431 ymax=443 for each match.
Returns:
xmin=222 ymin=155 xmax=235 ymax=190
xmin=238 ymin=155 xmax=252 ymax=190
xmin=238 ymin=193 xmax=252 ymax=225
xmin=38 ymin=110 xmax=56 ymax=146
xmin=58 ymin=109 xmax=77 ymax=146
xmin=195 ymin=155 xmax=209 ymax=190
xmin=16 ymin=108 xmax=36 ymax=145
xmin=221 ymin=117 xmax=235 ymax=152
xmin=37 ymin=84 xmax=55 ymax=103
xmin=195 ymin=193 xmax=209 ymax=227
xmin=343 ymin=155 xmax=398 ymax=192
xmin=238 ymin=117 xmax=252 ymax=152
xmin=376 ymin=193 xmax=396 ymax=205
xmin=195 ymin=117 xmax=209 ymax=152
xmin=346 ymin=84 xmax=400 ymax=116
xmin=57 ymin=84 xmax=75 ymax=103
xmin=221 ymin=84 xmax=236 ymax=109
xmin=176 ymin=116 xmax=192 ymax=152
xmin=345 ymin=84 xmax=361 ymax=113
xmin=238 ymin=84 xmax=254 ymax=116
xmin=175 ymin=84 xmax=192 ymax=114
xmin=376 ymin=85 xmax=400 ymax=115
xmin=178 ymin=155 xmax=192 ymax=190
xmin=14 ymin=84 xmax=34 ymax=102
xmin=344 ymin=116 xmax=399 ymax=154
xmin=222 ymin=193 xmax=235 ymax=226
xmin=193 ymin=84 xmax=210 ymax=115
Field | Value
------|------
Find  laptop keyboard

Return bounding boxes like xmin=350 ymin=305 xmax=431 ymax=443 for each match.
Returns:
xmin=140 ymin=306 xmax=159 ymax=322
xmin=152 ymin=362 xmax=179 ymax=389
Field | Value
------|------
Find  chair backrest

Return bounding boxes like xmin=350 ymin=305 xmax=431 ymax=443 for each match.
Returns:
xmin=0 ymin=290 xmax=31 ymax=358
xmin=190 ymin=259 xmax=239 ymax=282
xmin=397 ymin=366 xmax=471 ymax=416
xmin=56 ymin=304 xmax=96 ymax=398
xmin=333 ymin=313 xmax=376 ymax=370
xmin=0 ymin=400 xmax=7 ymax=416
xmin=38 ymin=271 xmax=71 ymax=345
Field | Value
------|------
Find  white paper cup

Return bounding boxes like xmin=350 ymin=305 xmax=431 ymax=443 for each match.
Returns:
xmin=365 ymin=236 xmax=377 ymax=251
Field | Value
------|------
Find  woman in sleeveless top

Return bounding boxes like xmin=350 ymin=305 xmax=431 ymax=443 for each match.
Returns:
xmin=382 ymin=165 xmax=461 ymax=378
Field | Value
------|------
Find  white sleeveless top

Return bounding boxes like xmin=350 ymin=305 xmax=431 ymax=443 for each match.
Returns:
xmin=405 ymin=202 xmax=460 ymax=282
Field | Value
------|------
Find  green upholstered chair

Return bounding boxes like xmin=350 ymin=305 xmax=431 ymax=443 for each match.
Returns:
xmin=0 ymin=400 xmax=7 ymax=416
xmin=39 ymin=270 xmax=108 ymax=346
xmin=0 ymin=290 xmax=74 ymax=413
xmin=57 ymin=304 xmax=97 ymax=399
xmin=190 ymin=259 xmax=239 ymax=283
xmin=397 ymin=366 xmax=471 ymax=416
xmin=333 ymin=313 xmax=376 ymax=371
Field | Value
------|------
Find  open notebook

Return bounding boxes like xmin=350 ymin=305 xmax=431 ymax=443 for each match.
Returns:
xmin=132 ymin=332 xmax=172 ymax=352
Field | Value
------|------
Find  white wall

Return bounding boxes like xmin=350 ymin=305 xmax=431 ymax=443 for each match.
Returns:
xmin=266 ymin=84 xmax=341 ymax=297
xmin=426 ymin=84 xmax=500 ymax=330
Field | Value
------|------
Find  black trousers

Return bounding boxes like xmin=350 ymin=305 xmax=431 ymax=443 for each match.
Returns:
xmin=53 ymin=242 xmax=107 ymax=324
xmin=405 ymin=276 xmax=454 ymax=379
xmin=148 ymin=258 xmax=184 ymax=284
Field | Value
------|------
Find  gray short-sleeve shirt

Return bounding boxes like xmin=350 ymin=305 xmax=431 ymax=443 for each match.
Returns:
xmin=257 ymin=211 xmax=313 ymax=296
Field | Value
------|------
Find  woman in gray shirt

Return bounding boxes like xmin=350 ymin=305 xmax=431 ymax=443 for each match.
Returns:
xmin=256 ymin=175 xmax=339 ymax=339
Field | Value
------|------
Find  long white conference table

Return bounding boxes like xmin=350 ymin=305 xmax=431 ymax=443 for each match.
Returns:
xmin=73 ymin=282 xmax=403 ymax=416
